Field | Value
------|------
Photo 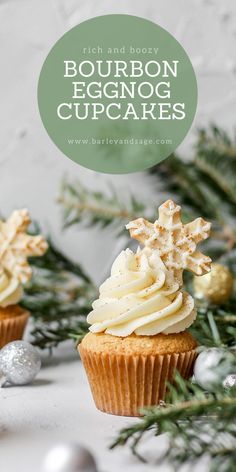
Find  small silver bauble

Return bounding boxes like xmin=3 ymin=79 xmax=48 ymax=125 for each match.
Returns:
xmin=42 ymin=443 xmax=97 ymax=472
xmin=223 ymin=374 xmax=236 ymax=389
xmin=194 ymin=348 xmax=235 ymax=391
xmin=0 ymin=340 xmax=41 ymax=386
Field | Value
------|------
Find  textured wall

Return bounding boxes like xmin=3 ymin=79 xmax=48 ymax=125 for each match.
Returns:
xmin=1 ymin=0 xmax=236 ymax=282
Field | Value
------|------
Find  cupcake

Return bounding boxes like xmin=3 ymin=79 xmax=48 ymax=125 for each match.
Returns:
xmin=79 ymin=200 xmax=212 ymax=416
xmin=0 ymin=209 xmax=48 ymax=348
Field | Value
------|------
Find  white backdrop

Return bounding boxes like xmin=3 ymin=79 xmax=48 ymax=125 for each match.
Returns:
xmin=1 ymin=0 xmax=236 ymax=284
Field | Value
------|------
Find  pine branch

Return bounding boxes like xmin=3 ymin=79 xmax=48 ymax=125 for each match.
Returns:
xmin=111 ymin=372 xmax=236 ymax=471
xmin=190 ymin=305 xmax=236 ymax=348
xmin=151 ymin=127 xmax=236 ymax=252
xmin=21 ymin=238 xmax=96 ymax=350
xmin=185 ymin=275 xmax=236 ymax=348
xmin=30 ymin=322 xmax=89 ymax=351
xmin=58 ymin=177 xmax=150 ymax=232
xmin=29 ymin=235 xmax=91 ymax=283
xmin=150 ymin=154 xmax=213 ymax=219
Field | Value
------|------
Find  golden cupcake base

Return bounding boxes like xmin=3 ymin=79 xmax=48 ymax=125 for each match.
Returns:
xmin=79 ymin=332 xmax=198 ymax=417
xmin=0 ymin=305 xmax=30 ymax=349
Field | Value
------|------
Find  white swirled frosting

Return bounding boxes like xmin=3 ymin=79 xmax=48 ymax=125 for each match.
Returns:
xmin=88 ymin=248 xmax=196 ymax=337
xmin=0 ymin=271 xmax=23 ymax=308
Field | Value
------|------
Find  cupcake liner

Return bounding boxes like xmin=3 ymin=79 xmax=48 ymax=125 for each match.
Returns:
xmin=0 ymin=310 xmax=30 ymax=349
xmin=79 ymin=345 xmax=197 ymax=416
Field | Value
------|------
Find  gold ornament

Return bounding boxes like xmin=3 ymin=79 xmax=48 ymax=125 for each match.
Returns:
xmin=193 ymin=263 xmax=234 ymax=305
xmin=126 ymin=199 xmax=212 ymax=284
xmin=0 ymin=209 xmax=48 ymax=284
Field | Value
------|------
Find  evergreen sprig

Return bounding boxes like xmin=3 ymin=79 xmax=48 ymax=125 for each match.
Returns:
xmin=58 ymin=177 xmax=148 ymax=232
xmin=151 ymin=126 xmax=236 ymax=251
xmin=21 ymin=238 xmax=96 ymax=350
xmin=191 ymin=303 xmax=236 ymax=348
xmin=111 ymin=372 xmax=236 ymax=471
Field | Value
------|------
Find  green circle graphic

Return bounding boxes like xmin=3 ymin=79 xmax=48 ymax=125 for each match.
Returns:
xmin=38 ymin=14 xmax=197 ymax=174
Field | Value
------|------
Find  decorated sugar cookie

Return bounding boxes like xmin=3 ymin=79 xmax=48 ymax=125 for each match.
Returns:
xmin=0 ymin=209 xmax=48 ymax=348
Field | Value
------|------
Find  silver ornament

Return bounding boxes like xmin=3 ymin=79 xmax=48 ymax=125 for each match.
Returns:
xmin=194 ymin=348 xmax=235 ymax=391
xmin=223 ymin=374 xmax=236 ymax=389
xmin=42 ymin=443 xmax=98 ymax=472
xmin=0 ymin=340 xmax=41 ymax=386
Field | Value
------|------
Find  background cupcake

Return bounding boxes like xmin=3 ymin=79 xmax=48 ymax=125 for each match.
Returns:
xmin=0 ymin=209 xmax=48 ymax=348
xmin=79 ymin=200 xmax=212 ymax=416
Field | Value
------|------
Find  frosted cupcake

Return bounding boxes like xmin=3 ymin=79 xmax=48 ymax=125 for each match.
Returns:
xmin=79 ymin=200 xmax=211 ymax=416
xmin=0 ymin=209 xmax=48 ymax=348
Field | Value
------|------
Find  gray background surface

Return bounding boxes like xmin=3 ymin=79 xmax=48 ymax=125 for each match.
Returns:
xmin=0 ymin=1 xmax=235 ymax=471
